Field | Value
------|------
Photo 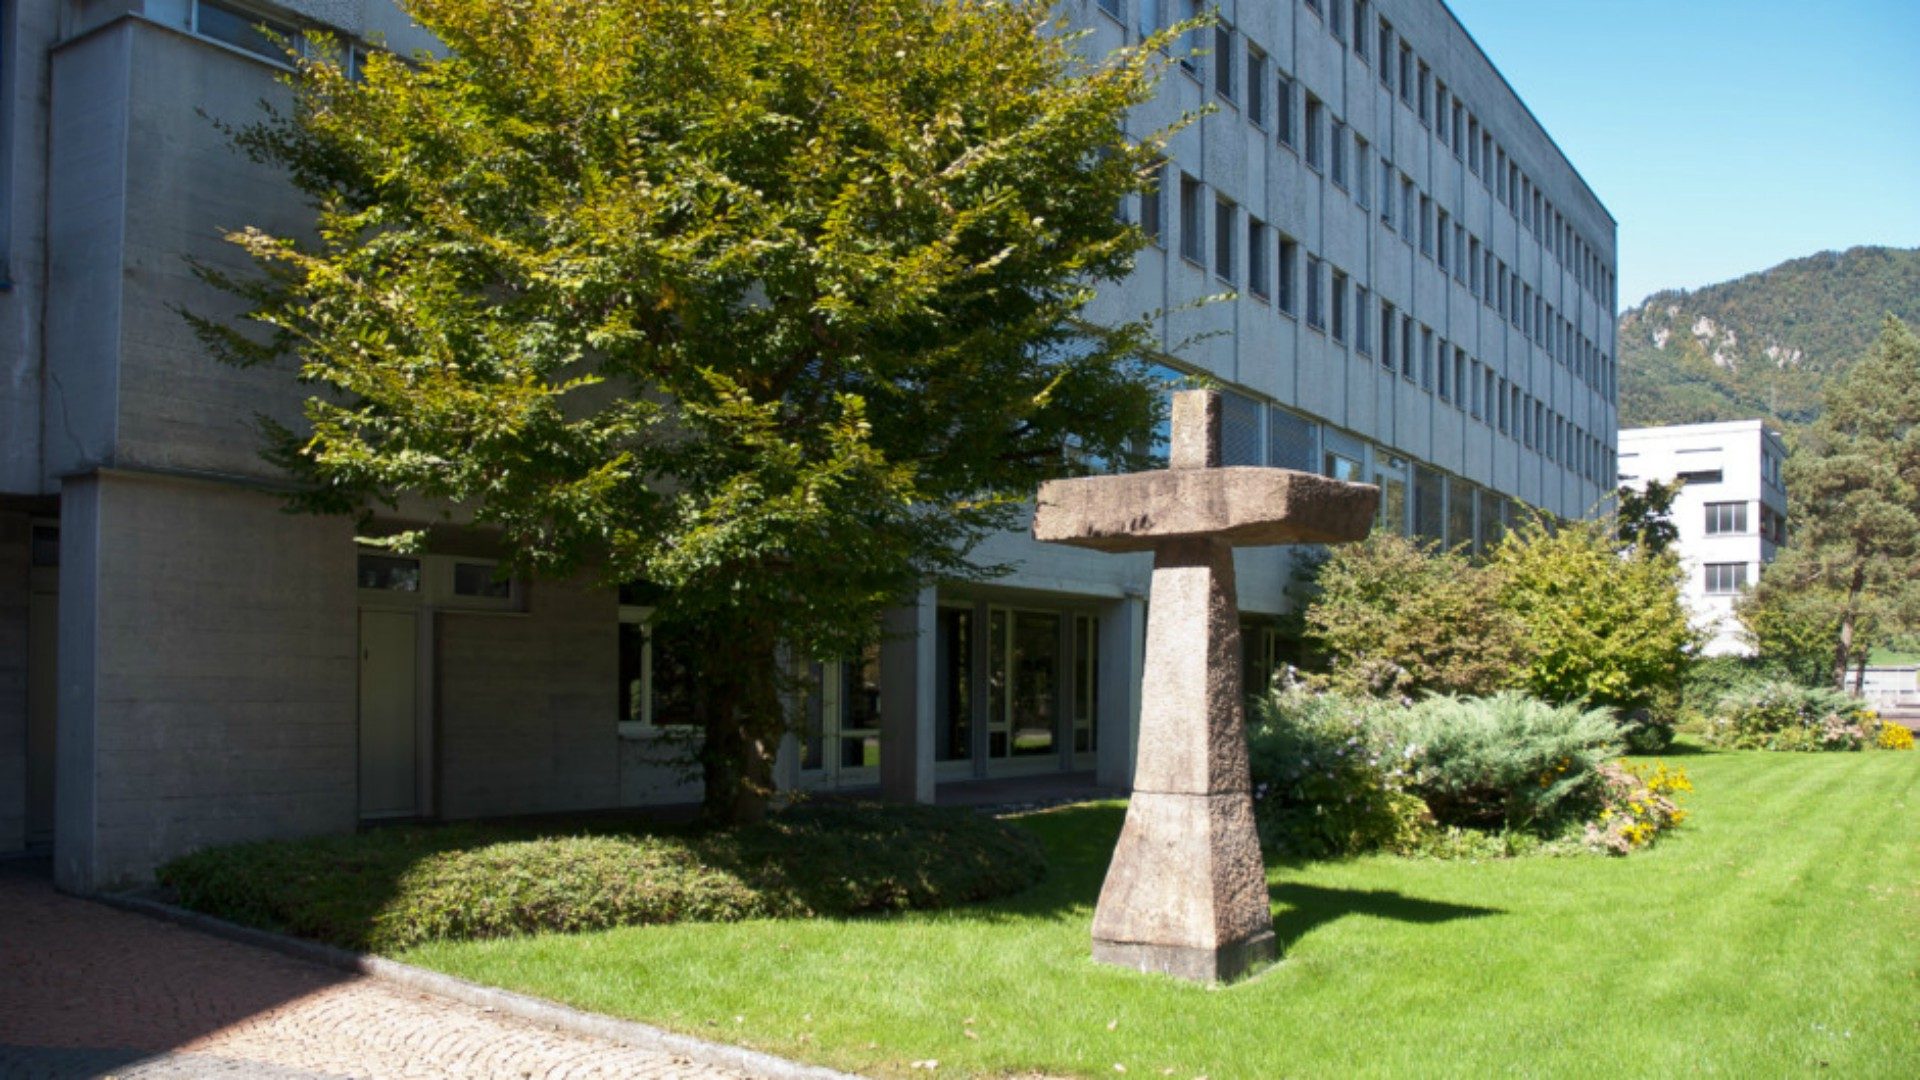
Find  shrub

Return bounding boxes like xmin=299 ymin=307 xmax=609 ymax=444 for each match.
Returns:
xmin=1390 ymin=693 xmax=1625 ymax=835
xmin=1246 ymin=688 xmax=1430 ymax=859
xmin=1584 ymin=761 xmax=1691 ymax=855
xmin=1704 ymin=681 xmax=1877 ymax=751
xmin=1492 ymin=517 xmax=1702 ymax=719
xmin=158 ymin=802 xmax=1045 ymax=951
xmin=1304 ymin=532 xmax=1528 ymax=699
xmin=1875 ymin=721 xmax=1915 ymax=751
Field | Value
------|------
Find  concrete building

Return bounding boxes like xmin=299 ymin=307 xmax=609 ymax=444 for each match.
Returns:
xmin=1 ymin=0 xmax=1617 ymax=890
xmin=1617 ymin=421 xmax=1789 ymax=656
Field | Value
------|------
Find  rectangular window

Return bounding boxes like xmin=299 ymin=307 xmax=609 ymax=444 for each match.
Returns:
xmin=1379 ymin=301 xmax=1396 ymax=370
xmin=1380 ymin=159 xmax=1395 ymax=228
xmin=1139 ymin=162 xmax=1165 ymax=245
xmin=1329 ymin=0 xmax=1346 ymax=39
xmin=1420 ymin=326 xmax=1435 ymax=391
xmin=1401 ymin=315 xmax=1415 ymax=380
xmin=196 ymin=0 xmax=300 ymax=63
xmin=1453 ymin=224 xmax=1467 ymax=281
xmin=1330 ymin=120 xmax=1348 ymax=188
xmin=1331 ymin=269 xmax=1349 ymax=343
xmin=1215 ymin=24 xmax=1236 ymax=100
xmin=1704 ymin=563 xmax=1749 ymax=595
xmin=1418 ymin=61 xmax=1431 ymax=124
xmin=1248 ymin=217 xmax=1270 ymax=299
xmin=1355 ymin=286 xmax=1372 ymax=355
xmin=1179 ymin=173 xmax=1204 ymax=264
xmin=1306 ymin=256 xmax=1325 ymax=330
xmin=1435 ymin=82 xmax=1449 ymax=143
xmin=1214 ymin=197 xmax=1236 ymax=281
xmin=1470 ymin=360 xmax=1484 ymax=419
xmin=1454 ymin=348 xmax=1468 ymax=411
xmin=1276 ymin=74 xmax=1295 ymax=147
xmin=1437 ymin=336 xmax=1451 ymax=401
xmin=1305 ymin=95 xmax=1325 ymax=170
xmin=1379 ymin=19 xmax=1394 ymax=88
xmin=1354 ymin=138 xmax=1371 ymax=209
xmin=1098 ymin=0 xmax=1122 ymax=19
xmin=1419 ymin=194 xmax=1433 ymax=256
xmin=1247 ymin=48 xmax=1267 ymax=126
xmin=1484 ymin=367 xmax=1495 ymax=423
xmin=1436 ymin=208 xmax=1449 ymax=269
xmin=1277 ymin=235 xmax=1299 ymax=315
xmin=1497 ymin=378 xmax=1510 ymax=434
xmin=1354 ymin=2 xmax=1370 ymax=59
xmin=1705 ymin=502 xmax=1749 ymax=534
xmin=1398 ymin=43 xmax=1413 ymax=105
xmin=1401 ymin=176 xmax=1415 ymax=244
xmin=1451 ymin=101 xmax=1465 ymax=156
xmin=1468 ymin=116 xmax=1481 ymax=174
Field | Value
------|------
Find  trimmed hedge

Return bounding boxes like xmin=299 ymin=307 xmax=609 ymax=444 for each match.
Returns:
xmin=157 ymin=801 xmax=1045 ymax=951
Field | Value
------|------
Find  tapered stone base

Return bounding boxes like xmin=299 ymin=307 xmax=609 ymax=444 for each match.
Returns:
xmin=1093 ymin=930 xmax=1277 ymax=984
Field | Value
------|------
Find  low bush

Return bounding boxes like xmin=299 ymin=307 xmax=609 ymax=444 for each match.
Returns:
xmin=1704 ymin=681 xmax=1878 ymax=751
xmin=1390 ymin=693 xmax=1624 ymax=834
xmin=158 ymin=802 xmax=1045 ymax=951
xmin=1246 ymin=688 xmax=1677 ymax=860
xmin=1584 ymin=761 xmax=1691 ymax=855
xmin=1875 ymin=721 xmax=1915 ymax=751
xmin=1246 ymin=689 xmax=1429 ymax=859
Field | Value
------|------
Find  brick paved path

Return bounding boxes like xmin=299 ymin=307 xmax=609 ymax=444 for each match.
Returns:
xmin=0 ymin=860 xmax=748 ymax=1079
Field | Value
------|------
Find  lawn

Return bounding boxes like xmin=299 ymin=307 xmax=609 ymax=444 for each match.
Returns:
xmin=402 ymin=747 xmax=1920 ymax=1078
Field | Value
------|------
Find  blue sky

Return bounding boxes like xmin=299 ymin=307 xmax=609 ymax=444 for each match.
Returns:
xmin=1446 ymin=0 xmax=1920 ymax=310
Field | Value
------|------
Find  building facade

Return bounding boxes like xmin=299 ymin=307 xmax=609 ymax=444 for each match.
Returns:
xmin=1617 ymin=421 xmax=1789 ymax=656
xmin=0 ymin=0 xmax=1617 ymax=890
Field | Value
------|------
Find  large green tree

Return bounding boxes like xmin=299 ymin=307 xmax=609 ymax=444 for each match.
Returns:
xmin=1750 ymin=316 xmax=1920 ymax=689
xmin=194 ymin=0 xmax=1186 ymax=820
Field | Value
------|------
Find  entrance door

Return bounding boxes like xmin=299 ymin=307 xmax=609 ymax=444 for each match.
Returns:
xmin=25 ymin=589 xmax=56 ymax=845
xmin=357 ymin=609 xmax=419 ymax=818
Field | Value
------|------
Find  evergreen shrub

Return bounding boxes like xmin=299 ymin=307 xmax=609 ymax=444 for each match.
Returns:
xmin=1391 ymin=693 xmax=1625 ymax=834
xmin=1704 ymin=681 xmax=1878 ymax=751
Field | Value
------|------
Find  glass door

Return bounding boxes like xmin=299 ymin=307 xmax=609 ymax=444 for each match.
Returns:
xmin=986 ymin=607 xmax=1063 ymax=772
xmin=800 ymin=646 xmax=882 ymax=788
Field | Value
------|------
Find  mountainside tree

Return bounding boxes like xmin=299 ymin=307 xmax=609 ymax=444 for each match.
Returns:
xmin=191 ymin=0 xmax=1187 ymax=821
xmin=1767 ymin=316 xmax=1920 ymax=689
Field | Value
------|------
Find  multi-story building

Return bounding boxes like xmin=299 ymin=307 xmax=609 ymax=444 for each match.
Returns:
xmin=1617 ymin=421 xmax=1789 ymax=655
xmin=0 ymin=0 xmax=1617 ymax=891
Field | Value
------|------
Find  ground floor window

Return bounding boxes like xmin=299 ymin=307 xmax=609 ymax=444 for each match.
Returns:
xmin=801 ymin=646 xmax=883 ymax=774
xmin=1073 ymin=615 xmax=1099 ymax=753
xmin=617 ymin=598 xmax=701 ymax=734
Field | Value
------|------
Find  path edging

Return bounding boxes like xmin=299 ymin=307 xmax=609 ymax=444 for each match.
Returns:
xmin=90 ymin=891 xmax=865 ymax=1080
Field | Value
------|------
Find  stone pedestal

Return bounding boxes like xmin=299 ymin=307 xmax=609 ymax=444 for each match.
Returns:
xmin=1029 ymin=389 xmax=1377 ymax=985
xmin=1088 ymin=537 xmax=1273 ymax=983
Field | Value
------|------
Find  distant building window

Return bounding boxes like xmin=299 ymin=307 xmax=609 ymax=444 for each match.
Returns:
xmin=1329 ymin=121 xmax=1348 ymax=188
xmin=1276 ymin=74 xmax=1295 ymax=146
xmin=1354 ymin=2 xmax=1370 ymax=60
xmin=1098 ymin=0 xmax=1123 ymax=19
xmin=1354 ymin=286 xmax=1372 ymax=355
xmin=1705 ymin=501 xmax=1749 ymax=535
xmin=1304 ymin=95 xmax=1325 ymax=170
xmin=1214 ymin=24 xmax=1236 ymax=99
xmin=1306 ymin=256 xmax=1325 ymax=330
xmin=1331 ymin=269 xmax=1349 ymax=343
xmin=196 ymin=0 xmax=298 ymax=63
xmin=1704 ymin=563 xmax=1748 ymax=595
xmin=1379 ymin=301 xmax=1396 ymax=370
xmin=1214 ymin=197 xmax=1236 ymax=280
xmin=1354 ymin=138 xmax=1371 ymax=209
xmin=1378 ymin=19 xmax=1394 ymax=88
xmin=358 ymin=554 xmax=421 ymax=592
xmin=1277 ymin=235 xmax=1299 ymax=315
xmin=1398 ymin=43 xmax=1413 ymax=105
xmin=1140 ymin=162 xmax=1165 ymax=245
xmin=1179 ymin=174 xmax=1204 ymax=264
xmin=1677 ymin=469 xmax=1724 ymax=485
xmin=1247 ymin=217 xmax=1271 ymax=299
xmin=1247 ymin=47 xmax=1268 ymax=126
xmin=1379 ymin=159 xmax=1396 ymax=229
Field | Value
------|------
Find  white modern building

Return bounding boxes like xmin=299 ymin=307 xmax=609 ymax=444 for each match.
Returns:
xmin=1 ymin=0 xmax=1617 ymax=890
xmin=1617 ymin=421 xmax=1789 ymax=655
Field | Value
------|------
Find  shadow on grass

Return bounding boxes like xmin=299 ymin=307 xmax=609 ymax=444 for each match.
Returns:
xmin=1269 ymin=882 xmax=1502 ymax=953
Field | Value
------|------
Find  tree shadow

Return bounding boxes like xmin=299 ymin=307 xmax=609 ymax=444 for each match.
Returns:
xmin=1269 ymin=881 xmax=1502 ymax=953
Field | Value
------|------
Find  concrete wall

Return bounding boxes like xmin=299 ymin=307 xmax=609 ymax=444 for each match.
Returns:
xmin=0 ymin=2 xmax=57 ymax=496
xmin=435 ymin=581 xmax=623 ymax=819
xmin=0 ymin=512 xmax=27 ymax=851
xmin=55 ymin=471 xmax=357 ymax=892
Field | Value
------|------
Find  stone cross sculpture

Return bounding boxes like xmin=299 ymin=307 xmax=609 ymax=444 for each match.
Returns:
xmin=1031 ymin=389 xmax=1378 ymax=983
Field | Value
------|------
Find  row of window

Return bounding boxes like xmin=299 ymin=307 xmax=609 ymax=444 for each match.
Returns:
xmin=1704 ymin=562 xmax=1750 ymax=595
xmin=1107 ymin=0 xmax=1617 ymax=315
xmin=179 ymin=0 xmax=371 ymax=75
xmin=1703 ymin=500 xmax=1789 ymax=544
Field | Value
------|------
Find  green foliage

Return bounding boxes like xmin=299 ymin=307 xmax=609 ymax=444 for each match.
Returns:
xmin=190 ymin=0 xmax=1188 ymax=820
xmin=1391 ymin=693 xmax=1624 ymax=834
xmin=1736 ymin=547 xmax=1852 ymax=686
xmin=1245 ymin=688 xmax=1430 ymax=860
xmin=1492 ymin=515 xmax=1701 ymax=719
xmin=1615 ymin=478 xmax=1680 ymax=556
xmin=157 ymin=803 xmax=1045 ymax=951
xmin=1303 ymin=532 xmax=1527 ymax=699
xmin=1702 ymin=680 xmax=1878 ymax=752
xmin=1619 ymin=245 xmax=1920 ymax=429
xmin=1765 ymin=316 xmax=1920 ymax=689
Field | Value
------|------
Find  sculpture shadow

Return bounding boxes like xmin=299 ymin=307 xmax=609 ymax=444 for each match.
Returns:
xmin=1269 ymin=881 xmax=1502 ymax=953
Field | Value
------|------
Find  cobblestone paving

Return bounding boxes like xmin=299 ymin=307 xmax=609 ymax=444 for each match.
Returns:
xmin=0 ymin=861 xmax=749 ymax=1079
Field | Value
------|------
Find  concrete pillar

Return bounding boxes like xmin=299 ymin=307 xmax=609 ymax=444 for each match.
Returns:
xmin=55 ymin=471 xmax=357 ymax=892
xmin=1096 ymin=593 xmax=1144 ymax=789
xmin=879 ymin=586 xmax=937 ymax=804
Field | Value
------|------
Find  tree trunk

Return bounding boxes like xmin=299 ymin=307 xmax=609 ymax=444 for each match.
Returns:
xmin=1854 ymin=651 xmax=1869 ymax=696
xmin=698 ymin=616 xmax=783 ymax=825
xmin=1833 ymin=560 xmax=1867 ymax=692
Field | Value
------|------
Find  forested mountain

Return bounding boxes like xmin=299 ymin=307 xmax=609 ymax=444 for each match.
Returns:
xmin=1617 ymin=246 xmax=1920 ymax=429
